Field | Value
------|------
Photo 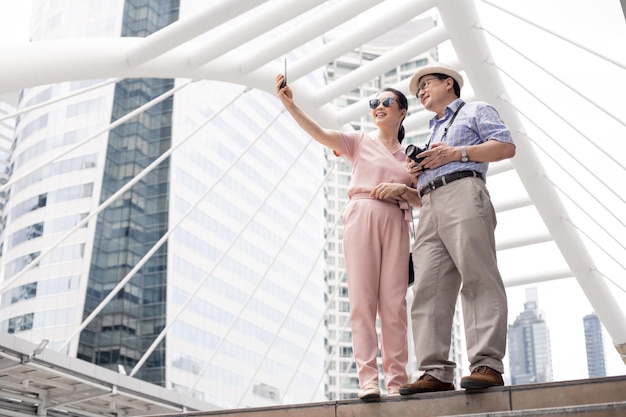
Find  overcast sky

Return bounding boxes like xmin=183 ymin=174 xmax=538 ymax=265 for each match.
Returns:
xmin=0 ymin=1 xmax=31 ymax=45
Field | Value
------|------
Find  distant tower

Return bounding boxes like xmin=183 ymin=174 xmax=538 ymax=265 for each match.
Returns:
xmin=507 ymin=288 xmax=554 ymax=385
xmin=583 ymin=313 xmax=606 ymax=378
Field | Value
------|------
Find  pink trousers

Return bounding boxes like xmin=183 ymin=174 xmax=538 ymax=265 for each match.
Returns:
xmin=343 ymin=197 xmax=409 ymax=391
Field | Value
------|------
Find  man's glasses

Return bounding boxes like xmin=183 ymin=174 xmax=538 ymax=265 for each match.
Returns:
xmin=417 ymin=77 xmax=442 ymax=93
xmin=369 ymin=97 xmax=396 ymax=109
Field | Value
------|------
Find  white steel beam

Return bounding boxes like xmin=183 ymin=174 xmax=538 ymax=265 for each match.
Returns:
xmin=292 ymin=0 xmax=438 ymax=82
xmin=504 ymin=268 xmax=573 ymax=288
xmin=334 ymin=25 xmax=448 ymax=124
xmin=127 ymin=0 xmax=269 ymax=67
xmin=0 ymin=38 xmax=251 ymax=93
xmin=240 ymin=0 xmax=384 ymax=74
xmin=187 ymin=0 xmax=327 ymax=68
xmin=493 ymin=195 xmax=533 ymax=214
xmin=496 ymin=233 xmax=553 ymax=251
xmin=315 ymin=25 xmax=448 ymax=105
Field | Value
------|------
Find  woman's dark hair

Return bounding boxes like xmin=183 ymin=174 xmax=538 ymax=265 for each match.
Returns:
xmin=379 ymin=87 xmax=408 ymax=143
xmin=431 ymin=73 xmax=461 ymax=98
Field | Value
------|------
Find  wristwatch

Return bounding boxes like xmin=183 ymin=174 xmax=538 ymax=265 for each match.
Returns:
xmin=460 ymin=146 xmax=469 ymax=162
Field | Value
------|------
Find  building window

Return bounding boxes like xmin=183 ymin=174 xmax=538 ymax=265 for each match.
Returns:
xmin=6 ymin=313 xmax=34 ymax=333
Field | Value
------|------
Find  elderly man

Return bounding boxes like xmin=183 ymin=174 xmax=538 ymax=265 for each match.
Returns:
xmin=399 ymin=63 xmax=516 ymax=394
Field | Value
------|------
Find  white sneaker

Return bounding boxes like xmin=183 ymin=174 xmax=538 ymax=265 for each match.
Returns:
xmin=358 ymin=384 xmax=380 ymax=400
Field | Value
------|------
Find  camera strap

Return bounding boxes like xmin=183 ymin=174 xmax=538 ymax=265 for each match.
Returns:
xmin=426 ymin=100 xmax=465 ymax=148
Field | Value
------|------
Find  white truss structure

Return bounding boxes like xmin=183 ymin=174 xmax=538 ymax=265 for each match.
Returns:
xmin=0 ymin=0 xmax=624 ymax=415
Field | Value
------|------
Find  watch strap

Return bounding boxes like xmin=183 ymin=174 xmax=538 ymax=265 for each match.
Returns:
xmin=460 ymin=146 xmax=469 ymax=162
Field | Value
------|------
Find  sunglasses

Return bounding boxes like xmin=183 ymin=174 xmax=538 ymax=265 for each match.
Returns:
xmin=368 ymin=97 xmax=396 ymax=109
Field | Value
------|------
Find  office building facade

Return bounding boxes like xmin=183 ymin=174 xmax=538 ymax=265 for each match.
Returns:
xmin=0 ymin=100 xmax=15 ymax=227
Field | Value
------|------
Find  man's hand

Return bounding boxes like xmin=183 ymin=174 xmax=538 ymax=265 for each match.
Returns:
xmin=407 ymin=157 xmax=424 ymax=177
xmin=415 ymin=142 xmax=458 ymax=169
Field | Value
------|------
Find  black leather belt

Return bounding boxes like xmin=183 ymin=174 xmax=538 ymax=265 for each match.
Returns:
xmin=419 ymin=170 xmax=483 ymax=198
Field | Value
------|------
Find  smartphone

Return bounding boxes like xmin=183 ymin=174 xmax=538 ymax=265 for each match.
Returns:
xmin=280 ymin=59 xmax=287 ymax=88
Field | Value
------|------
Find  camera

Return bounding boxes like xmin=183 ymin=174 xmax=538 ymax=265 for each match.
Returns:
xmin=405 ymin=144 xmax=427 ymax=165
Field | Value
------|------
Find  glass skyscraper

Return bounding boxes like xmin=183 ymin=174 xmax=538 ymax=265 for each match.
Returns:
xmin=77 ymin=0 xmax=179 ymax=389
xmin=583 ymin=313 xmax=606 ymax=378
xmin=507 ymin=287 xmax=553 ymax=385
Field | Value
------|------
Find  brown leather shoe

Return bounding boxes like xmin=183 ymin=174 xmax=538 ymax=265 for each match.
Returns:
xmin=399 ymin=373 xmax=455 ymax=395
xmin=460 ymin=366 xmax=504 ymax=389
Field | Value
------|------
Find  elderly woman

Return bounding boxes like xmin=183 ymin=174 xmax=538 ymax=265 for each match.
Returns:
xmin=276 ymin=74 xmax=417 ymax=399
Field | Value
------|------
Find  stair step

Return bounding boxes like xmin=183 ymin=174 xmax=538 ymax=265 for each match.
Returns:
xmin=446 ymin=401 xmax=626 ymax=417
xmin=148 ymin=375 xmax=626 ymax=417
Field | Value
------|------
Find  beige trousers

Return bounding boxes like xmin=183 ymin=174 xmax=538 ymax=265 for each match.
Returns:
xmin=410 ymin=177 xmax=507 ymax=383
